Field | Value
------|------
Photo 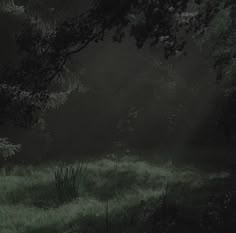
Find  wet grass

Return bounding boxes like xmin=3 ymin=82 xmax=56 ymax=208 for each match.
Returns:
xmin=0 ymin=154 xmax=233 ymax=233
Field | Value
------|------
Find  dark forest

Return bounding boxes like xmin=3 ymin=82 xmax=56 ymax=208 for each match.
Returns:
xmin=0 ymin=0 xmax=236 ymax=232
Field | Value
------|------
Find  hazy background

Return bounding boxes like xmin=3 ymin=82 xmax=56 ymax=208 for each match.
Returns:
xmin=0 ymin=0 xmax=229 ymax=166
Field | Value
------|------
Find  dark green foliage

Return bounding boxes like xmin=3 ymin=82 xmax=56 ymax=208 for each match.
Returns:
xmin=0 ymin=0 xmax=235 ymax=150
xmin=121 ymin=191 xmax=236 ymax=233
xmin=0 ymin=0 xmax=217 ymax=129
xmin=149 ymin=186 xmax=179 ymax=233
xmin=196 ymin=0 xmax=236 ymax=84
xmin=54 ymin=163 xmax=87 ymax=202
xmin=201 ymin=192 xmax=236 ymax=233
xmin=0 ymin=138 xmax=21 ymax=159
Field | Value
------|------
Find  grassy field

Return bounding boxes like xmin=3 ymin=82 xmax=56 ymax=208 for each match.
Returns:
xmin=0 ymin=154 xmax=234 ymax=233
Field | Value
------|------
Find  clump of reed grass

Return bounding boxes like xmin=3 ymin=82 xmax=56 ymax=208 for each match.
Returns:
xmin=54 ymin=163 xmax=87 ymax=202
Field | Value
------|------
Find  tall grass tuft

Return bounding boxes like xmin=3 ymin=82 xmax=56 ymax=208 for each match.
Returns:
xmin=54 ymin=163 xmax=87 ymax=203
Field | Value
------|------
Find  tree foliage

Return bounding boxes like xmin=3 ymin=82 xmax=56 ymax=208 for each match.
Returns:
xmin=0 ymin=138 xmax=21 ymax=159
xmin=195 ymin=0 xmax=236 ymax=85
xmin=0 ymin=0 xmax=235 ymax=155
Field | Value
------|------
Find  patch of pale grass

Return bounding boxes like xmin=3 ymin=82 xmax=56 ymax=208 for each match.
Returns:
xmin=0 ymin=155 xmax=230 ymax=233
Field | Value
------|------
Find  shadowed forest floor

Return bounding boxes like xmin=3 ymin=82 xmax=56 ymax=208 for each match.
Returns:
xmin=0 ymin=154 xmax=235 ymax=233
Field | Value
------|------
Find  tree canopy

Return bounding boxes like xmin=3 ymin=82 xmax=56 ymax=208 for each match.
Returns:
xmin=0 ymin=0 xmax=235 ymax=157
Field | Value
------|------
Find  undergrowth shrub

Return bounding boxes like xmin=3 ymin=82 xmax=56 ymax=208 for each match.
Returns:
xmin=142 ymin=185 xmax=179 ymax=233
xmin=0 ymin=138 xmax=21 ymax=160
xmin=201 ymin=191 xmax=236 ymax=233
xmin=54 ymin=163 xmax=87 ymax=203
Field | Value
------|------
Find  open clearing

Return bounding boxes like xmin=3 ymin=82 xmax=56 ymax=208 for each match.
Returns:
xmin=0 ymin=155 xmax=232 ymax=233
